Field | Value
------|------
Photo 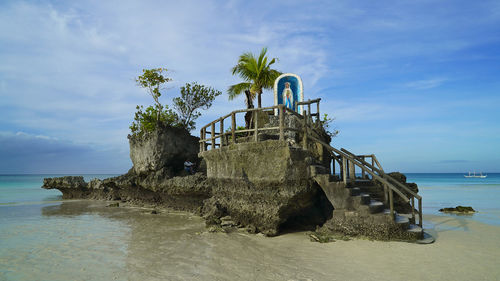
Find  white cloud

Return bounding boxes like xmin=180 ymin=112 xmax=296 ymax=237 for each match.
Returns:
xmin=404 ymin=78 xmax=448 ymax=90
xmin=1 ymin=0 xmax=499 ymax=172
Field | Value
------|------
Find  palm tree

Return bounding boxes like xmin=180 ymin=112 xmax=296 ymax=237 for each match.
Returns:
xmin=228 ymin=47 xmax=281 ymax=109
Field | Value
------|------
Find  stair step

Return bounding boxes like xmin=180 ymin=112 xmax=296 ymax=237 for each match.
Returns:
xmin=395 ymin=214 xmax=409 ymax=224
xmin=369 ymin=200 xmax=385 ymax=214
xmin=352 ymin=179 xmax=373 ymax=186
xmin=349 ymin=187 xmax=360 ymax=196
xmin=407 ymin=224 xmax=423 ymax=233
xmin=309 ymin=165 xmax=329 ymax=177
xmin=360 ymin=193 xmax=371 ymax=205
xmin=416 ymin=231 xmax=435 ymax=244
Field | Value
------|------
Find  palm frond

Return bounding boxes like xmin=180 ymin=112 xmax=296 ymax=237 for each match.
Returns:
xmin=230 ymin=47 xmax=281 ymax=104
xmin=227 ymin=82 xmax=251 ymax=100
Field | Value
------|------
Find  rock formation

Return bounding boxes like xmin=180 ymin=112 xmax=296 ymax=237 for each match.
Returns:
xmin=42 ymin=114 xmax=422 ymax=241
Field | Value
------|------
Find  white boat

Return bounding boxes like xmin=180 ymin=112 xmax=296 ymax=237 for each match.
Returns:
xmin=464 ymin=171 xmax=487 ymax=178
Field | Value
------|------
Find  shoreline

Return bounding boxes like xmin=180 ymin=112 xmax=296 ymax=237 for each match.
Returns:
xmin=2 ymin=199 xmax=500 ymax=280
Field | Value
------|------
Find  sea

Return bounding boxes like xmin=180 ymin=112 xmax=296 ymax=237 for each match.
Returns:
xmin=1 ymin=173 xmax=500 ymax=280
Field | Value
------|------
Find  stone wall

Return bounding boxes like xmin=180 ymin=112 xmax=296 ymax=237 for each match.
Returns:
xmin=199 ymin=140 xmax=333 ymax=236
xmin=200 ymin=140 xmax=313 ymax=182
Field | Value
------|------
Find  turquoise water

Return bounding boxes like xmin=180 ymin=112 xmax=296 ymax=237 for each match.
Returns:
xmin=406 ymin=173 xmax=500 ymax=226
xmin=1 ymin=173 xmax=500 ymax=280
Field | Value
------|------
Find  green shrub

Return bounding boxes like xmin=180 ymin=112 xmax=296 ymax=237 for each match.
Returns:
xmin=129 ymin=105 xmax=180 ymax=138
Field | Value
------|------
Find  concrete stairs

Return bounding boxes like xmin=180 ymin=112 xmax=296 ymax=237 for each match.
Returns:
xmin=312 ymin=170 xmax=424 ymax=241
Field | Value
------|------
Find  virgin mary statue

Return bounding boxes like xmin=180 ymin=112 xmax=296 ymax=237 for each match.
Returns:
xmin=282 ymin=82 xmax=294 ymax=111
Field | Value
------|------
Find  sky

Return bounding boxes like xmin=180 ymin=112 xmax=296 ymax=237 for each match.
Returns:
xmin=1 ymin=0 xmax=499 ymax=174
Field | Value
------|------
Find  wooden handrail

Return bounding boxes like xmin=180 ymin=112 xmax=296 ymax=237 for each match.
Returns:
xmin=197 ymin=102 xmax=423 ymax=227
xmin=340 ymin=148 xmax=421 ymax=200
xmin=296 ymin=98 xmax=321 ymax=105
xmin=307 ymin=133 xmax=422 ymax=227
xmin=305 ymin=129 xmax=422 ymax=226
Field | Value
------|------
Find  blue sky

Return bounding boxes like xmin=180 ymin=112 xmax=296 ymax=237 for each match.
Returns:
xmin=1 ymin=0 xmax=499 ymax=174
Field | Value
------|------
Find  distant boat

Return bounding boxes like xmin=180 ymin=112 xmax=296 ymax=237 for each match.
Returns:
xmin=464 ymin=172 xmax=487 ymax=178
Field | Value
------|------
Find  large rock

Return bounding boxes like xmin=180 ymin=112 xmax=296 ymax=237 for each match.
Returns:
xmin=43 ymin=176 xmax=87 ymax=189
xmin=199 ymin=140 xmax=333 ymax=236
xmin=128 ymin=123 xmax=199 ymax=177
xmin=42 ymin=176 xmax=89 ymax=199
xmin=43 ymin=172 xmax=211 ymax=213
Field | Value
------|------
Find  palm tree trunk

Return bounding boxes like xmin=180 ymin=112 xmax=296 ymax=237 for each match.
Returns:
xmin=257 ymin=92 xmax=262 ymax=108
xmin=245 ymin=90 xmax=254 ymax=129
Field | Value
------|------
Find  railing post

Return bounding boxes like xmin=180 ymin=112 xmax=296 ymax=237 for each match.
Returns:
xmin=220 ymin=118 xmax=224 ymax=147
xmin=302 ymin=112 xmax=308 ymax=149
xmin=231 ymin=113 xmax=236 ymax=144
xmin=200 ymin=128 xmax=204 ymax=152
xmin=211 ymin=123 xmax=215 ymax=150
xmin=383 ymin=183 xmax=388 ymax=204
xmin=418 ymin=199 xmax=423 ymax=227
xmin=342 ymin=157 xmax=347 ymax=184
xmin=316 ymin=101 xmax=320 ymax=124
xmin=307 ymin=103 xmax=311 ymax=117
xmin=361 ymin=156 xmax=366 ymax=178
xmin=331 ymin=157 xmax=336 ymax=175
xmin=349 ymin=159 xmax=355 ymax=181
xmin=254 ymin=111 xmax=259 ymax=142
xmin=411 ymin=197 xmax=416 ymax=224
xmin=371 ymin=155 xmax=375 ymax=172
xmin=389 ymin=189 xmax=394 ymax=218
xmin=279 ymin=105 xmax=284 ymax=141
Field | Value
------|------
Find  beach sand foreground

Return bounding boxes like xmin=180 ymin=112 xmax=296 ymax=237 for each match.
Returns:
xmin=2 ymin=201 xmax=499 ymax=281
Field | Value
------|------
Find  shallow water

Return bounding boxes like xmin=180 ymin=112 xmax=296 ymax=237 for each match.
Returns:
xmin=406 ymin=173 xmax=500 ymax=226
xmin=1 ymin=174 xmax=500 ymax=280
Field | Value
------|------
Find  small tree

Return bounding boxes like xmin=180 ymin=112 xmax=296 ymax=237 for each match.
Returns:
xmin=173 ymin=82 xmax=222 ymax=131
xmin=135 ymin=68 xmax=172 ymax=121
xmin=320 ymin=113 xmax=339 ymax=138
xmin=129 ymin=105 xmax=179 ymax=138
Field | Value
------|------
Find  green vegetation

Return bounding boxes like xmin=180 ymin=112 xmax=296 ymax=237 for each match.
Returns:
xmin=173 ymin=82 xmax=222 ymax=131
xmin=225 ymin=125 xmax=247 ymax=139
xmin=228 ymin=47 xmax=281 ymax=109
xmin=320 ymin=113 xmax=339 ymax=138
xmin=130 ymin=68 xmax=220 ymax=137
xmin=129 ymin=105 xmax=180 ymax=137
xmin=135 ymin=68 xmax=172 ymax=121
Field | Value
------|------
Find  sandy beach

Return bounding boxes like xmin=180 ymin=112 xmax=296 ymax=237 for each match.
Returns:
xmin=3 ymin=200 xmax=499 ymax=281
xmin=159 ymin=214 xmax=500 ymax=281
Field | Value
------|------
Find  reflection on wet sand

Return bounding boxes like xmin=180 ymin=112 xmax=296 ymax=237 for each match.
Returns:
xmin=38 ymin=201 xmax=500 ymax=281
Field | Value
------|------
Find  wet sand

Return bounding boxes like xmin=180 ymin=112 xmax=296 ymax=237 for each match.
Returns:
xmin=2 ymin=200 xmax=500 ymax=281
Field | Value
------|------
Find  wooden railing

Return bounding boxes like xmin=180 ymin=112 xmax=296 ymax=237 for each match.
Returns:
xmin=306 ymin=133 xmax=423 ymax=227
xmin=199 ymin=99 xmax=322 ymax=152
xmin=198 ymin=100 xmax=423 ymax=227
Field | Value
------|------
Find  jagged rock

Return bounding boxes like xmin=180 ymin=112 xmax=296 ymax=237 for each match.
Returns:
xmin=439 ymin=206 xmax=475 ymax=213
xmin=128 ymin=124 xmax=199 ymax=177
xmin=107 ymin=203 xmax=119 ymax=207
xmin=43 ymin=172 xmax=211 ymax=213
xmin=41 ymin=113 xmax=422 ymax=241
xmin=42 ymin=176 xmax=87 ymax=189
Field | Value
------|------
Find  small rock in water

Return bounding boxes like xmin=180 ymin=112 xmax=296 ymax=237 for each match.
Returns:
xmin=207 ymin=225 xmax=226 ymax=233
xmin=308 ymin=231 xmax=338 ymax=243
xmin=106 ymin=203 xmax=119 ymax=207
xmin=439 ymin=206 xmax=475 ymax=213
xmin=151 ymin=210 xmax=158 ymax=214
